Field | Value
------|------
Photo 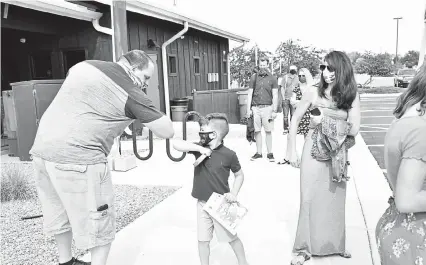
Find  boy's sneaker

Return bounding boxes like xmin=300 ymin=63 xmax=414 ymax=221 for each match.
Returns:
xmin=267 ymin=153 xmax=275 ymax=162
xmin=250 ymin=153 xmax=262 ymax=161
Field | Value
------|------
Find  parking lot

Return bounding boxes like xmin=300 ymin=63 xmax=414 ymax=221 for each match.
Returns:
xmin=359 ymin=94 xmax=400 ymax=174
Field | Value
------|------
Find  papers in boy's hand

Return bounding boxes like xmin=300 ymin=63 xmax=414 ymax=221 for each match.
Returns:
xmin=203 ymin=192 xmax=248 ymax=235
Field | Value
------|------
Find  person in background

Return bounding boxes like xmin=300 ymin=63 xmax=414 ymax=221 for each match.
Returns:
xmin=30 ymin=50 xmax=174 ymax=265
xmin=376 ymin=65 xmax=426 ymax=265
xmin=287 ymin=51 xmax=361 ymax=265
xmin=173 ymin=113 xmax=249 ymax=265
xmin=246 ymin=56 xmax=279 ymax=162
xmin=278 ymin=68 xmax=314 ymax=165
xmin=281 ymin=65 xmax=299 ymax=134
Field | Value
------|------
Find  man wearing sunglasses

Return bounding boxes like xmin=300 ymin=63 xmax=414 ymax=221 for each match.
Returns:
xmin=280 ymin=65 xmax=299 ymax=134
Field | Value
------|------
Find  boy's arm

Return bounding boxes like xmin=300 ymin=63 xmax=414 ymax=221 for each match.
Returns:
xmin=173 ymin=139 xmax=203 ymax=153
xmin=231 ymin=169 xmax=244 ymax=196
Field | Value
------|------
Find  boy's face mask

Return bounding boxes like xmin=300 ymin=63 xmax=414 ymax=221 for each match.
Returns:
xmin=199 ymin=131 xmax=216 ymax=146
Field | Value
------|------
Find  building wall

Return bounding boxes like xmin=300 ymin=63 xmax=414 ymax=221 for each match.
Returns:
xmin=127 ymin=12 xmax=229 ymax=104
xmin=1 ymin=4 xmax=112 ymax=85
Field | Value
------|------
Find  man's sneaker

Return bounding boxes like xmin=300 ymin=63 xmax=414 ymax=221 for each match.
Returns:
xmin=283 ymin=129 xmax=289 ymax=135
xmin=267 ymin=153 xmax=275 ymax=162
xmin=250 ymin=153 xmax=262 ymax=161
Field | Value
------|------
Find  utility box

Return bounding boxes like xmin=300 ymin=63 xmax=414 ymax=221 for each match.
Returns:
xmin=10 ymin=79 xmax=64 ymax=161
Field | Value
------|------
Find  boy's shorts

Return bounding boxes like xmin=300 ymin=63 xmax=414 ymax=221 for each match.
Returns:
xmin=197 ymin=200 xmax=237 ymax=243
xmin=32 ymin=156 xmax=116 ymax=250
xmin=252 ymin=105 xmax=274 ymax=132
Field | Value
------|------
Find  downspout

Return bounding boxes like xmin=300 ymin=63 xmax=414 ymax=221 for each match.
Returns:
xmin=162 ymin=21 xmax=189 ymax=117
xmin=227 ymin=40 xmax=246 ymax=88
xmin=92 ymin=16 xmax=115 ymax=61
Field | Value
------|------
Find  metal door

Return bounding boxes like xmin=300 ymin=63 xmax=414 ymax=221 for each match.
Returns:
xmin=33 ymin=83 xmax=62 ymax=126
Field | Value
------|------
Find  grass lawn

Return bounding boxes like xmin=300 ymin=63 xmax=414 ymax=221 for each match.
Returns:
xmin=358 ymin=86 xmax=405 ymax=94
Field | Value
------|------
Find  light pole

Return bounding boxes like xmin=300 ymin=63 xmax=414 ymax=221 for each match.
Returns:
xmin=393 ymin=17 xmax=403 ymax=63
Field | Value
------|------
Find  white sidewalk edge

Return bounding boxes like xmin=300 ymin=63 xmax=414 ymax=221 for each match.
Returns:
xmin=349 ymin=134 xmax=392 ymax=265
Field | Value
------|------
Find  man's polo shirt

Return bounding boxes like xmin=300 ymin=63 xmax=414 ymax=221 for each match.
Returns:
xmin=189 ymin=143 xmax=241 ymax=202
xmin=249 ymin=71 xmax=278 ymax=106
xmin=30 ymin=60 xmax=164 ymax=164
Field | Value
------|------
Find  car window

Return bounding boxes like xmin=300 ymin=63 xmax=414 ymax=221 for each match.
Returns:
xmin=398 ymin=69 xmax=416 ymax=75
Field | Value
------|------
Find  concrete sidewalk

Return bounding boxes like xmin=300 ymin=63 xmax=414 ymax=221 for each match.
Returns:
xmin=79 ymin=112 xmax=390 ymax=265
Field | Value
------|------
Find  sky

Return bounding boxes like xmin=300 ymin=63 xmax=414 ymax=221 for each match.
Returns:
xmin=150 ymin=0 xmax=425 ymax=56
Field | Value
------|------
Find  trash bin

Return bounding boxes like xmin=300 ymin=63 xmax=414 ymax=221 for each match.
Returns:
xmin=170 ymin=98 xmax=189 ymax=122
xmin=236 ymin=90 xmax=249 ymax=120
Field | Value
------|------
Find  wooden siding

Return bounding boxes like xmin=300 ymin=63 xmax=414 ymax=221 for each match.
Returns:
xmin=193 ymin=88 xmax=247 ymax=124
xmin=1 ymin=5 xmax=112 ymax=87
xmin=127 ymin=12 xmax=229 ymax=108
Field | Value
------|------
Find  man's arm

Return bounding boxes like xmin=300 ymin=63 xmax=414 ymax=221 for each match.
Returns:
xmin=272 ymin=77 xmax=279 ymax=112
xmin=246 ymin=74 xmax=255 ymax=114
xmin=125 ymin=93 xmax=174 ymax=139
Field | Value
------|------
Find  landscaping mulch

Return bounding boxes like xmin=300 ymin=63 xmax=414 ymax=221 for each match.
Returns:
xmin=0 ymin=163 xmax=180 ymax=265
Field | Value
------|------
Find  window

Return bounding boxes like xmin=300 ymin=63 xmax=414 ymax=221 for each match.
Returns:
xmin=30 ymin=51 xmax=53 ymax=80
xmin=168 ymin=55 xmax=177 ymax=75
xmin=63 ymin=49 xmax=87 ymax=74
xmin=194 ymin=57 xmax=200 ymax=75
xmin=223 ymin=61 xmax=227 ymax=74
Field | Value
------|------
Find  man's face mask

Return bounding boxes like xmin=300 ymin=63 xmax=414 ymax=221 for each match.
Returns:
xmin=199 ymin=131 xmax=216 ymax=146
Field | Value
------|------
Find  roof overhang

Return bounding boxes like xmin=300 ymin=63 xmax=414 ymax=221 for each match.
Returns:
xmin=1 ymin=0 xmax=103 ymax=21
xmin=93 ymin=0 xmax=249 ymax=43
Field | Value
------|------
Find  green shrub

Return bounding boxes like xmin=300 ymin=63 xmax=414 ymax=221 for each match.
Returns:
xmin=1 ymin=163 xmax=37 ymax=202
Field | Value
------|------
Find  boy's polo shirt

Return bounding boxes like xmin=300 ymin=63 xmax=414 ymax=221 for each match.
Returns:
xmin=189 ymin=143 xmax=241 ymax=202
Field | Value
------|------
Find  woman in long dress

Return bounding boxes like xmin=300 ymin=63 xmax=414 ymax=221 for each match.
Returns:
xmin=287 ymin=51 xmax=361 ymax=265
xmin=375 ymin=66 xmax=426 ymax=265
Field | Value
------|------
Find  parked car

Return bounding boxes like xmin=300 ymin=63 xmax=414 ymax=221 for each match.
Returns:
xmin=394 ymin=68 xmax=416 ymax=88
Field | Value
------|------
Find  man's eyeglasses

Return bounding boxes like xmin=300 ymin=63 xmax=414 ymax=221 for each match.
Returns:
xmin=319 ymin=64 xmax=334 ymax=72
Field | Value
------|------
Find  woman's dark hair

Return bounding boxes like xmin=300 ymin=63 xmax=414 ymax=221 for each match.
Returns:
xmin=394 ymin=65 xmax=426 ymax=118
xmin=318 ymin=51 xmax=357 ymax=110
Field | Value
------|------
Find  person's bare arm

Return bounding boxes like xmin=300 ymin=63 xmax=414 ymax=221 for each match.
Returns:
xmin=246 ymin=75 xmax=255 ymax=115
xmin=347 ymin=93 xmax=361 ymax=136
xmin=287 ymin=87 xmax=315 ymax=166
xmin=144 ymin=116 xmax=174 ymax=139
xmin=395 ymin=158 xmax=426 ymax=213
xmin=173 ymin=139 xmax=205 ymax=153
xmin=272 ymin=88 xmax=279 ymax=112
xmin=231 ymin=169 xmax=244 ymax=196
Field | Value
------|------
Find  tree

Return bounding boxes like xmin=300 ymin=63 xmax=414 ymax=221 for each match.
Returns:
xmin=274 ymin=39 xmax=323 ymax=77
xmin=229 ymin=45 xmax=271 ymax=87
xmin=400 ymin=50 xmax=419 ymax=68
xmin=354 ymin=51 xmax=394 ymax=87
xmin=347 ymin=51 xmax=362 ymax=65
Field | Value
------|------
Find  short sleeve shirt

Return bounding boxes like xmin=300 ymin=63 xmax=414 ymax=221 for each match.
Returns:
xmin=30 ymin=60 xmax=164 ymax=164
xmin=249 ymin=72 xmax=278 ymax=106
xmin=280 ymin=74 xmax=299 ymax=99
xmin=189 ymin=143 xmax=241 ymax=202
xmin=384 ymin=116 xmax=426 ymax=191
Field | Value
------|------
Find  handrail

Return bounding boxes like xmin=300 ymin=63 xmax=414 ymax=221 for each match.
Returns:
xmin=166 ymin=111 xmax=201 ymax=162
xmin=132 ymin=123 xmax=153 ymax=160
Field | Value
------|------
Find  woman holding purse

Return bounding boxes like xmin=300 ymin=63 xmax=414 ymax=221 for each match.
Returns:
xmin=286 ymin=51 xmax=361 ymax=265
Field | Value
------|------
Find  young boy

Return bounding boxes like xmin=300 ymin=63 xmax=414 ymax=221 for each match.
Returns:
xmin=173 ymin=113 xmax=249 ymax=265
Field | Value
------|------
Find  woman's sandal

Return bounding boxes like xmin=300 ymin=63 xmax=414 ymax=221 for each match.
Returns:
xmin=339 ymin=251 xmax=352 ymax=258
xmin=290 ymin=253 xmax=311 ymax=265
xmin=278 ymin=159 xmax=290 ymax=165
